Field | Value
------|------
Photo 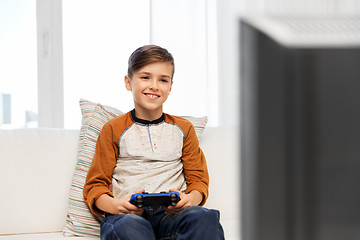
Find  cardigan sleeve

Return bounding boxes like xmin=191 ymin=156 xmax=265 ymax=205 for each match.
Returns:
xmin=83 ymin=122 xmax=118 ymax=216
xmin=181 ymin=123 xmax=209 ymax=206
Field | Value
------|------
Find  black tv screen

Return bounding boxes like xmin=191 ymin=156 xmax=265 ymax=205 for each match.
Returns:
xmin=240 ymin=17 xmax=360 ymax=240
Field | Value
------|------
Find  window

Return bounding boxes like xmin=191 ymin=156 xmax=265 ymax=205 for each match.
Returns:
xmin=62 ymin=0 xmax=218 ymax=129
xmin=62 ymin=0 xmax=150 ymax=129
xmin=1 ymin=0 xmax=218 ymax=129
xmin=151 ymin=0 xmax=219 ymax=126
xmin=0 ymin=0 xmax=38 ymax=129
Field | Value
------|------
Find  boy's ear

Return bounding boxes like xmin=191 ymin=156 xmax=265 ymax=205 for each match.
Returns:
xmin=169 ymin=81 xmax=173 ymax=93
xmin=124 ymin=75 xmax=132 ymax=91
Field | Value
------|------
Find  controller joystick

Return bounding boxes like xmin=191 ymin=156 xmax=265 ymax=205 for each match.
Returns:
xmin=134 ymin=194 xmax=144 ymax=208
xmin=170 ymin=193 xmax=179 ymax=206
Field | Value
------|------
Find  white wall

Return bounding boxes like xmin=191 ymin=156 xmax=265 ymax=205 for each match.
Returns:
xmin=216 ymin=0 xmax=243 ymax=127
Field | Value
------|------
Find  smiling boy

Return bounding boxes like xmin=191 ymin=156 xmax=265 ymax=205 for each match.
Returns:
xmin=124 ymin=61 xmax=173 ymax=121
xmin=83 ymin=45 xmax=224 ymax=239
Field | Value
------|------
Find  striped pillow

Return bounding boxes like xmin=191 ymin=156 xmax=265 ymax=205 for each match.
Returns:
xmin=63 ymin=101 xmax=123 ymax=237
xmin=179 ymin=115 xmax=208 ymax=140
xmin=63 ymin=99 xmax=207 ymax=237
xmin=77 ymin=99 xmax=96 ymax=153
xmin=77 ymin=99 xmax=123 ymax=153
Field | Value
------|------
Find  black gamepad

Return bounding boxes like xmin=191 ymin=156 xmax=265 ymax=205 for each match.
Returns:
xmin=129 ymin=192 xmax=180 ymax=208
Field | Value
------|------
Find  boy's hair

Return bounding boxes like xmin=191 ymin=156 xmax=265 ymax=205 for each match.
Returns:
xmin=127 ymin=45 xmax=175 ymax=79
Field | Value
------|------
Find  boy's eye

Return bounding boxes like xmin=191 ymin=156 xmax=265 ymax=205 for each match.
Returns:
xmin=161 ymin=79 xmax=169 ymax=83
xmin=141 ymin=76 xmax=149 ymax=79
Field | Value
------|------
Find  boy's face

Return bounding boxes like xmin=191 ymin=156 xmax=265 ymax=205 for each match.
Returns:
xmin=125 ymin=61 xmax=173 ymax=120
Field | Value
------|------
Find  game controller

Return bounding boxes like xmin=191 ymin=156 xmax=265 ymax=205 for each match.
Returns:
xmin=130 ymin=192 xmax=180 ymax=208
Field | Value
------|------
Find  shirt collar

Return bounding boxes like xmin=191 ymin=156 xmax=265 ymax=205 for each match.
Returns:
xmin=130 ymin=109 xmax=165 ymax=125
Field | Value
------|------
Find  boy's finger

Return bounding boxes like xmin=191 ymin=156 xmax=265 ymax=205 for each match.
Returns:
xmin=135 ymin=189 xmax=145 ymax=194
xmin=169 ymin=189 xmax=180 ymax=193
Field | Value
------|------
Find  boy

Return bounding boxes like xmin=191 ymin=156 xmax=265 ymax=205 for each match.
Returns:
xmin=83 ymin=45 xmax=224 ymax=239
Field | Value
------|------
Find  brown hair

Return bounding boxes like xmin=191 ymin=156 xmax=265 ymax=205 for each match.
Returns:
xmin=127 ymin=45 xmax=175 ymax=79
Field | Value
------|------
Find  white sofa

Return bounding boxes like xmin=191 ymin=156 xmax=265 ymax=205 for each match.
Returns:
xmin=0 ymin=127 xmax=240 ymax=239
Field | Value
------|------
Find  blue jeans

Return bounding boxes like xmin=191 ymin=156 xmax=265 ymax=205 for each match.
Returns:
xmin=100 ymin=206 xmax=225 ymax=240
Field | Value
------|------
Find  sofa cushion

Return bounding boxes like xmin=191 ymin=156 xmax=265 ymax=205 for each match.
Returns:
xmin=0 ymin=129 xmax=79 ymax=235
xmin=200 ymin=126 xmax=241 ymax=239
xmin=63 ymin=99 xmax=208 ymax=237
xmin=0 ymin=232 xmax=98 ymax=240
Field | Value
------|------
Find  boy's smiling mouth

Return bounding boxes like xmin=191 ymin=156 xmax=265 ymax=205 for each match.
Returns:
xmin=144 ymin=93 xmax=160 ymax=100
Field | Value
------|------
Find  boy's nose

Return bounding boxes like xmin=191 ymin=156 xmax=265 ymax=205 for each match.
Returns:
xmin=149 ymin=79 xmax=159 ymax=90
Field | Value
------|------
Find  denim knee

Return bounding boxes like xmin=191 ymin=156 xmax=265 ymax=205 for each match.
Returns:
xmin=182 ymin=206 xmax=221 ymax=225
xmin=166 ymin=206 xmax=224 ymax=240
xmin=101 ymin=214 xmax=155 ymax=240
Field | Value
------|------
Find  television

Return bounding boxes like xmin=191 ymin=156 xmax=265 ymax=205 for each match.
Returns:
xmin=240 ymin=16 xmax=360 ymax=240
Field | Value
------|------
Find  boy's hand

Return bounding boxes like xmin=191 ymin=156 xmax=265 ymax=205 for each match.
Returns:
xmin=96 ymin=189 xmax=145 ymax=216
xmin=164 ymin=189 xmax=202 ymax=215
